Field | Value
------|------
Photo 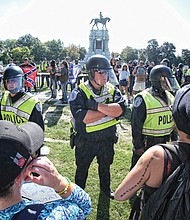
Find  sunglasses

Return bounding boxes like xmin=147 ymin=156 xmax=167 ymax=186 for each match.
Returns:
xmin=95 ymin=69 xmax=109 ymax=75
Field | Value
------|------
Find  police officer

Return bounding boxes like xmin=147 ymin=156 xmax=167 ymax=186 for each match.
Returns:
xmin=160 ymin=58 xmax=170 ymax=67
xmin=69 ymin=55 xmax=126 ymax=199
xmin=130 ymin=65 xmax=179 ymax=169
xmin=0 ymin=66 xmax=44 ymax=130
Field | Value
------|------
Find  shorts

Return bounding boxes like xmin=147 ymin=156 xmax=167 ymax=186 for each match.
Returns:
xmin=133 ymin=82 xmax=145 ymax=92
xmin=119 ymin=79 xmax=128 ymax=86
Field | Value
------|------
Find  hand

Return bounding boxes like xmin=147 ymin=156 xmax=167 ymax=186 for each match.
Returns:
xmin=25 ymin=157 xmax=62 ymax=190
xmin=85 ymin=98 xmax=98 ymax=111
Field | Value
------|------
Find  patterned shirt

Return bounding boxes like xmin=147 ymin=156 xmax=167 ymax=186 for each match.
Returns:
xmin=0 ymin=185 xmax=92 ymax=220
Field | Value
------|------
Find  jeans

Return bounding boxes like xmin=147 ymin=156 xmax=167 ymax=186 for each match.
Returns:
xmin=41 ymin=75 xmax=49 ymax=88
xmin=50 ymin=78 xmax=57 ymax=98
xmin=61 ymin=81 xmax=68 ymax=102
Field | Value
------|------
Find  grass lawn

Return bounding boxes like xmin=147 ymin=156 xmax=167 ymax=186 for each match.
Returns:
xmin=42 ymin=92 xmax=133 ymax=220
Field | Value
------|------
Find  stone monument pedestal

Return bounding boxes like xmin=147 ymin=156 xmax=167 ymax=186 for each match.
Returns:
xmin=85 ymin=29 xmax=111 ymax=61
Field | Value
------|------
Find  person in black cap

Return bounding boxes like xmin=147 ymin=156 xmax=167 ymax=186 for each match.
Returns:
xmin=0 ymin=120 xmax=92 ymax=219
xmin=114 ymin=83 xmax=190 ymax=216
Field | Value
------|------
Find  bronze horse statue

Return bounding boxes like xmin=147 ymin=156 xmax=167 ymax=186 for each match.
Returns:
xmin=90 ymin=17 xmax=111 ymax=30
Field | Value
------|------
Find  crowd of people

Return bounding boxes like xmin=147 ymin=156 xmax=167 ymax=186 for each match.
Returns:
xmin=38 ymin=58 xmax=83 ymax=103
xmin=1 ymin=54 xmax=190 ymax=219
xmin=1 ymin=56 xmax=189 ymax=106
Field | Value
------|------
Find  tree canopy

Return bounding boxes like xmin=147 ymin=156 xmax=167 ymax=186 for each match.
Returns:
xmin=0 ymin=34 xmax=190 ymax=67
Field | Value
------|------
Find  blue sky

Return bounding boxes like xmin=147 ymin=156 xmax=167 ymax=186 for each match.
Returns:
xmin=0 ymin=0 xmax=190 ymax=55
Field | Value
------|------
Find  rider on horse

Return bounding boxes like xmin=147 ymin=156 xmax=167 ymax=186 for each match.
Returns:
xmin=90 ymin=12 xmax=111 ymax=30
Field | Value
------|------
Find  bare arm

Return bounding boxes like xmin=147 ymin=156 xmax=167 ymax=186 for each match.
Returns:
xmin=132 ymin=67 xmax=137 ymax=76
xmin=114 ymin=146 xmax=165 ymax=201
xmin=98 ymin=103 xmax=123 ymax=118
xmin=83 ymin=110 xmax=106 ymax=124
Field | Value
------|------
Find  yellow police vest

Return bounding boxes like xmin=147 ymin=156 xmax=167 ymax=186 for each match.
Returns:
xmin=141 ymin=90 xmax=174 ymax=136
xmin=1 ymin=91 xmax=40 ymax=125
xmin=78 ymin=82 xmax=119 ymax=133
xmin=42 ymin=62 xmax=47 ymax=71
xmin=186 ymin=69 xmax=190 ymax=76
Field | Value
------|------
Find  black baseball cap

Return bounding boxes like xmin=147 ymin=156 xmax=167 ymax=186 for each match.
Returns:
xmin=172 ymin=84 xmax=190 ymax=136
xmin=0 ymin=121 xmax=44 ymax=191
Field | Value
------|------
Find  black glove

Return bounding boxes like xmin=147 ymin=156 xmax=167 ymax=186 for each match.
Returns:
xmin=85 ymin=98 xmax=98 ymax=111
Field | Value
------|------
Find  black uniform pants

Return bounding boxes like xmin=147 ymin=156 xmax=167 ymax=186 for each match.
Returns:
xmin=130 ymin=135 xmax=169 ymax=170
xmin=75 ymin=137 xmax=115 ymax=192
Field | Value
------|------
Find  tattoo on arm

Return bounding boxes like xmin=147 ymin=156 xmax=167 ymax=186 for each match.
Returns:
xmin=120 ymin=152 xmax=155 ymax=197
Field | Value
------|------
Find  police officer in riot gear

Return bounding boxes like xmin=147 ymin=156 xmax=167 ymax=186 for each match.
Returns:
xmin=130 ymin=65 xmax=179 ymax=169
xmin=0 ymin=66 xmax=44 ymax=130
xmin=160 ymin=58 xmax=170 ymax=67
xmin=69 ymin=55 xmax=126 ymax=199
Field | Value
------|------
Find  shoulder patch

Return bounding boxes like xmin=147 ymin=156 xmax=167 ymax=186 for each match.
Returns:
xmin=35 ymin=103 xmax=42 ymax=112
xmin=133 ymin=96 xmax=143 ymax=107
xmin=69 ymin=89 xmax=78 ymax=102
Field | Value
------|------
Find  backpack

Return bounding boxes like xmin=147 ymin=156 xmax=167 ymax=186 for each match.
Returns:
xmin=140 ymin=143 xmax=190 ymax=220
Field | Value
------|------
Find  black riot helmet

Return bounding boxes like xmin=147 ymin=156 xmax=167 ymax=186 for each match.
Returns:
xmin=150 ymin=65 xmax=180 ymax=95
xmin=3 ymin=66 xmax=24 ymax=94
xmin=160 ymin=58 xmax=170 ymax=67
xmin=86 ymin=54 xmax=118 ymax=85
xmin=178 ymin=63 xmax=184 ymax=69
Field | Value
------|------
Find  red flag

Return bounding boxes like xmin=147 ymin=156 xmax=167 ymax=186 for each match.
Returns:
xmin=19 ymin=64 xmax=38 ymax=88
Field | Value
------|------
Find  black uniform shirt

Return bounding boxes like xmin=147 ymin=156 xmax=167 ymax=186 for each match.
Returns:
xmin=131 ymin=88 xmax=170 ymax=150
xmin=69 ymin=82 xmax=126 ymax=141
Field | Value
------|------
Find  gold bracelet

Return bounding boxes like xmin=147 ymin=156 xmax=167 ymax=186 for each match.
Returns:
xmin=56 ymin=177 xmax=71 ymax=195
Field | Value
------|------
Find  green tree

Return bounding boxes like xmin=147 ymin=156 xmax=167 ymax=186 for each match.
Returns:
xmin=120 ymin=46 xmax=138 ymax=63
xmin=31 ymin=42 xmax=48 ymax=63
xmin=181 ymin=49 xmax=190 ymax=67
xmin=0 ymin=39 xmax=17 ymax=64
xmin=79 ymin=47 xmax=87 ymax=60
xmin=138 ymin=48 xmax=146 ymax=62
xmin=44 ymin=39 xmax=64 ymax=61
xmin=146 ymin=39 xmax=160 ymax=64
xmin=159 ymin=42 xmax=176 ymax=65
xmin=16 ymin=34 xmax=40 ymax=50
xmin=4 ymin=39 xmax=17 ymax=51
xmin=111 ymin=52 xmax=120 ymax=60
xmin=66 ymin=44 xmax=80 ymax=61
xmin=11 ymin=46 xmax=30 ymax=64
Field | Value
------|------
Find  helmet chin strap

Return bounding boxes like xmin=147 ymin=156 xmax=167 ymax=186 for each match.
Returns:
xmin=93 ymin=78 xmax=102 ymax=87
xmin=152 ymin=86 xmax=166 ymax=97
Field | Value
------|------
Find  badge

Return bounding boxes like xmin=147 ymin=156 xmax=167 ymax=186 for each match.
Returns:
xmin=69 ymin=89 xmax=78 ymax=101
xmin=133 ymin=96 xmax=143 ymax=107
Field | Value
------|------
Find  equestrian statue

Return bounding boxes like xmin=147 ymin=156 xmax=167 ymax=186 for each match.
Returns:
xmin=90 ymin=12 xmax=111 ymax=30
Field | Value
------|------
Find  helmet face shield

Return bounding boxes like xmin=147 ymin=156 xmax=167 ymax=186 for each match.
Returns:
xmin=108 ymin=68 xmax=119 ymax=86
xmin=160 ymin=77 xmax=172 ymax=91
xmin=160 ymin=76 xmax=180 ymax=94
xmin=167 ymin=76 xmax=180 ymax=93
xmin=5 ymin=76 xmax=23 ymax=94
xmin=150 ymin=65 xmax=180 ymax=95
xmin=3 ymin=66 xmax=24 ymax=94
